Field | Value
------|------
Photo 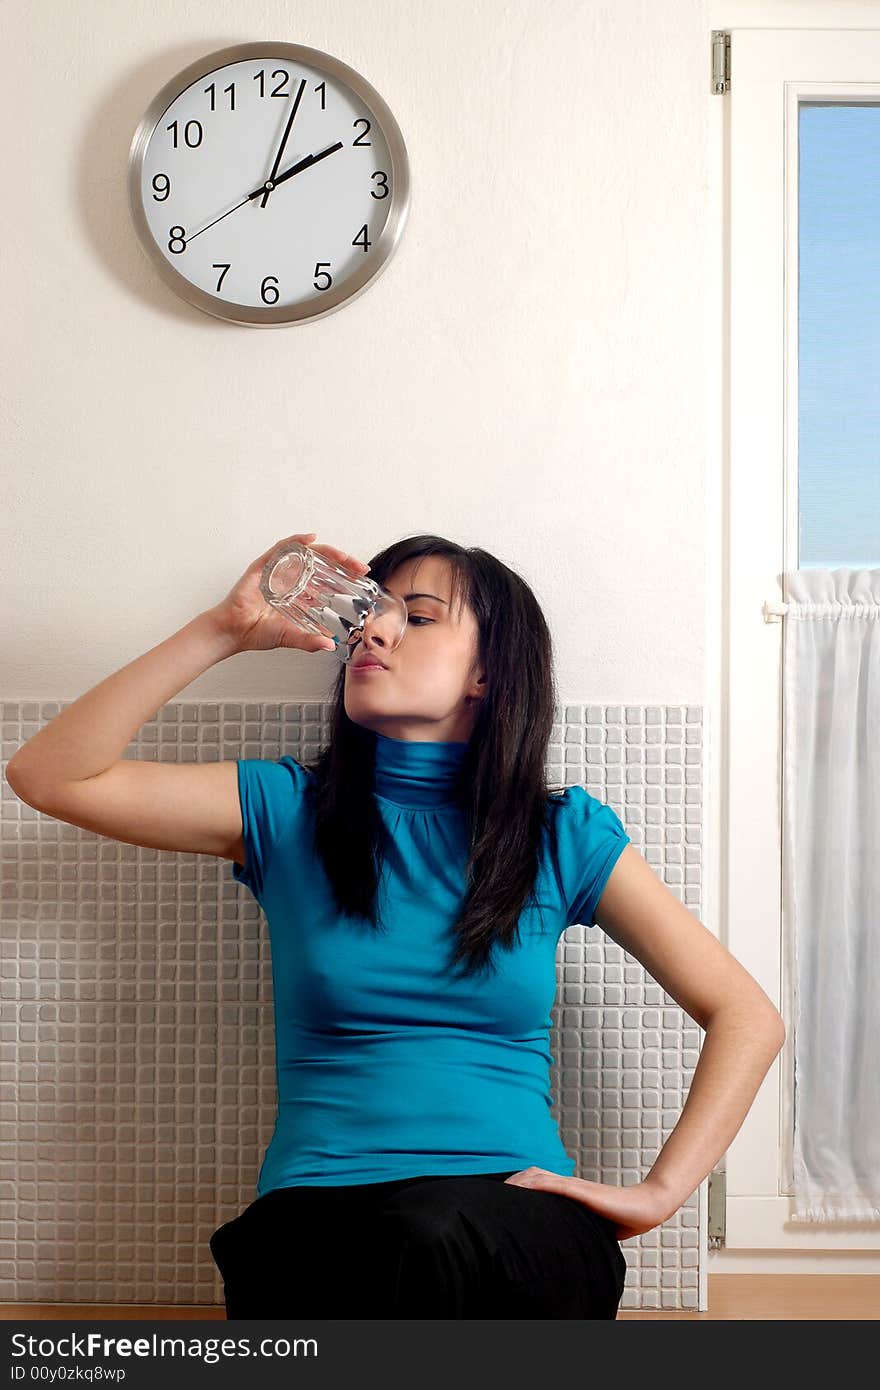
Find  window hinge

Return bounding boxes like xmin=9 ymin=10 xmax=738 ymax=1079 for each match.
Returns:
xmin=712 ymin=30 xmax=730 ymax=94
xmin=708 ymin=1166 xmax=726 ymax=1249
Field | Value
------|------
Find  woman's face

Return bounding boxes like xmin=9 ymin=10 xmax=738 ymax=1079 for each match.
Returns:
xmin=343 ymin=555 xmax=487 ymax=743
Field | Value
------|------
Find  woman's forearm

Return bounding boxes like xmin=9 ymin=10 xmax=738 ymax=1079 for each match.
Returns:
xmin=643 ymin=1004 xmax=786 ymax=1216
xmin=6 ymin=608 xmax=240 ymax=790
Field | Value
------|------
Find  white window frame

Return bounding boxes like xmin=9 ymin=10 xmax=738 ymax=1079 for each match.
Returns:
xmin=722 ymin=26 xmax=880 ymax=1253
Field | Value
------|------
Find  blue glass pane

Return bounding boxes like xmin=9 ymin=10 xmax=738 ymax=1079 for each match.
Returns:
xmin=798 ymin=104 xmax=880 ymax=568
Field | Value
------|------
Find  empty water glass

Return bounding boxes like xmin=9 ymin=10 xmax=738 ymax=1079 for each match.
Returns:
xmin=259 ymin=540 xmax=407 ymax=664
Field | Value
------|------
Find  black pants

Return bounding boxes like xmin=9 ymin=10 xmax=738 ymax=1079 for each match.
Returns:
xmin=209 ymin=1170 xmax=627 ymax=1320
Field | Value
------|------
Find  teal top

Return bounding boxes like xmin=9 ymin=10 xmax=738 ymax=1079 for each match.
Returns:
xmin=232 ymin=730 xmax=630 ymax=1194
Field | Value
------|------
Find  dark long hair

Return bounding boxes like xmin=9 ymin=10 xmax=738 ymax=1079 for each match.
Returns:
xmin=302 ymin=534 xmax=565 ymax=980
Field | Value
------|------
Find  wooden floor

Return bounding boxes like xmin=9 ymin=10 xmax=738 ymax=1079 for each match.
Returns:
xmin=618 ymin=1274 xmax=879 ymax=1319
xmin=1 ymin=1276 xmax=878 ymax=1320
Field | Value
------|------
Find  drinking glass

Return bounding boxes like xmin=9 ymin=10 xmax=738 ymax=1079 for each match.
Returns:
xmin=259 ymin=540 xmax=407 ymax=664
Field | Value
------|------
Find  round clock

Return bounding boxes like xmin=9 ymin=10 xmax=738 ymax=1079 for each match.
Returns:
xmin=128 ymin=41 xmax=411 ymax=326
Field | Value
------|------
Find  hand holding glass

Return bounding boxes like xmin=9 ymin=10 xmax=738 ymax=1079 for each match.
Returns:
xmin=259 ymin=539 xmax=407 ymax=664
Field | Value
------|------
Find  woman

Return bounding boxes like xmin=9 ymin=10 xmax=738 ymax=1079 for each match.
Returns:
xmin=207 ymin=528 xmax=639 ymax=1319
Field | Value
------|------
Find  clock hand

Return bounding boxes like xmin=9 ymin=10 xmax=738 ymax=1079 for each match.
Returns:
xmin=180 ymin=140 xmax=345 ymax=245
xmin=246 ymin=140 xmax=344 ymax=201
xmin=185 ymin=194 xmax=252 ymax=244
xmin=260 ymin=77 xmax=306 ymax=209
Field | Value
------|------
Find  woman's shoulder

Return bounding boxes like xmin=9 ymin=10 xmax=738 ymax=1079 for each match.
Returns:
xmin=544 ymin=783 xmax=629 ymax=849
xmin=238 ymin=753 xmax=315 ymax=779
xmin=235 ymin=755 xmax=317 ymax=810
xmin=545 ymin=782 xmax=613 ymax=815
xmin=543 ymin=784 xmax=631 ymax=928
xmin=277 ymin=755 xmax=316 ymax=783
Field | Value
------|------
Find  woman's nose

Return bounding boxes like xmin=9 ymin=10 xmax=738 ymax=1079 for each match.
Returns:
xmin=361 ymin=609 xmax=405 ymax=652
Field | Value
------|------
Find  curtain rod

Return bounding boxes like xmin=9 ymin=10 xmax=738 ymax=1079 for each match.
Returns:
xmin=762 ymin=600 xmax=789 ymax=622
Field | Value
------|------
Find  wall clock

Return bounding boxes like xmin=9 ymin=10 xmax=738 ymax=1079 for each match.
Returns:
xmin=128 ymin=41 xmax=411 ymax=326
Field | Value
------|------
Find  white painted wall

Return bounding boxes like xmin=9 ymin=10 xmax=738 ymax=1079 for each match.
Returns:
xmin=5 ymin=1 xmax=875 ymax=708
xmin=3 ymin=0 xmax=714 ymax=705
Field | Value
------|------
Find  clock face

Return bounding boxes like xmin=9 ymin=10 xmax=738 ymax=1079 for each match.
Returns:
xmin=129 ymin=43 xmax=409 ymax=325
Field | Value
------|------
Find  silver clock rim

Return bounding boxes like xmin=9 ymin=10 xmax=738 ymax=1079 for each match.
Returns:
xmin=127 ymin=40 xmax=411 ymax=327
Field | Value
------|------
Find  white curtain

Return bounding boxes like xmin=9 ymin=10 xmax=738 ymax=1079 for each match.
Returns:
xmin=783 ymin=567 xmax=880 ymax=1222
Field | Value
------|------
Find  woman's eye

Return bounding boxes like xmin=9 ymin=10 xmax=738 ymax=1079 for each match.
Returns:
xmin=407 ymin=615 xmax=433 ymax=625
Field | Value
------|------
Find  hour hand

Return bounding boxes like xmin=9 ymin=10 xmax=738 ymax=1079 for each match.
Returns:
xmin=247 ymin=141 xmax=344 ymax=201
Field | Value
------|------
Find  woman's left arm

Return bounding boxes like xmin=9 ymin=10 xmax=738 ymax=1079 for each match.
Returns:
xmin=639 ymin=1002 xmax=785 ymax=1218
xmin=505 ymin=846 xmax=785 ymax=1239
xmin=506 ymin=1007 xmax=784 ymax=1237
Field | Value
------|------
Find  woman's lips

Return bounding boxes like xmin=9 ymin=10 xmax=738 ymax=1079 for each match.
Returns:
xmin=351 ymin=663 xmax=387 ymax=673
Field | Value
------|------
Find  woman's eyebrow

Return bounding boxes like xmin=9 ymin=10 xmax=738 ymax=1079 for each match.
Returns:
xmin=403 ymin=592 xmax=448 ymax=605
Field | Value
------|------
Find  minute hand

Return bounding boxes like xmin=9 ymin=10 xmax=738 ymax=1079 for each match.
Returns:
xmin=247 ymin=140 xmax=345 ymax=201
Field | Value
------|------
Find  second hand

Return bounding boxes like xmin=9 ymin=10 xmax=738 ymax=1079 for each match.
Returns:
xmin=183 ymin=141 xmax=344 ymax=245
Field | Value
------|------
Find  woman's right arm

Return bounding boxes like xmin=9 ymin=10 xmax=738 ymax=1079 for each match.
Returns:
xmin=4 ymin=531 xmax=370 ymax=864
xmin=5 ymin=609 xmax=251 ymax=862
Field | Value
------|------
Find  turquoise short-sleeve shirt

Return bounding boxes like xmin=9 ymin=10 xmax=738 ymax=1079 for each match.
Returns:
xmin=232 ymin=731 xmax=630 ymax=1194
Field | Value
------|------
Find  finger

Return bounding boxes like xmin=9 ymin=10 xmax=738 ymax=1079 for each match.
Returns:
xmin=312 ymin=544 xmax=371 ymax=572
xmin=297 ymin=629 xmax=335 ymax=650
xmin=260 ymin=534 xmax=370 ymax=574
xmin=252 ymin=532 xmax=318 ymax=570
xmin=312 ymin=541 xmax=369 ymax=565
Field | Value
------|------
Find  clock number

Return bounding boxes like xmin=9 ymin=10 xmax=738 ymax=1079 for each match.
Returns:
xmin=370 ymin=171 xmax=389 ymax=200
xmin=261 ymin=276 xmax=280 ymax=305
xmin=314 ymin=263 xmax=333 ymax=292
xmin=316 ymin=81 xmax=326 ymax=110
xmin=167 ymin=119 xmax=203 ymax=149
xmin=254 ymin=69 xmax=290 ymax=98
xmin=352 ymin=225 xmax=372 ymax=254
xmin=204 ymin=81 xmax=235 ymax=112
xmin=152 ymin=174 xmax=171 ymax=201
xmin=352 ymin=118 xmax=371 ymax=147
xmin=167 ymin=226 xmax=187 ymax=255
xmin=212 ymin=264 xmax=231 ymax=293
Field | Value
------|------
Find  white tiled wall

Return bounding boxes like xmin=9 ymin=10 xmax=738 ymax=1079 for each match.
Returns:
xmin=1 ymin=700 xmax=704 ymax=1310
